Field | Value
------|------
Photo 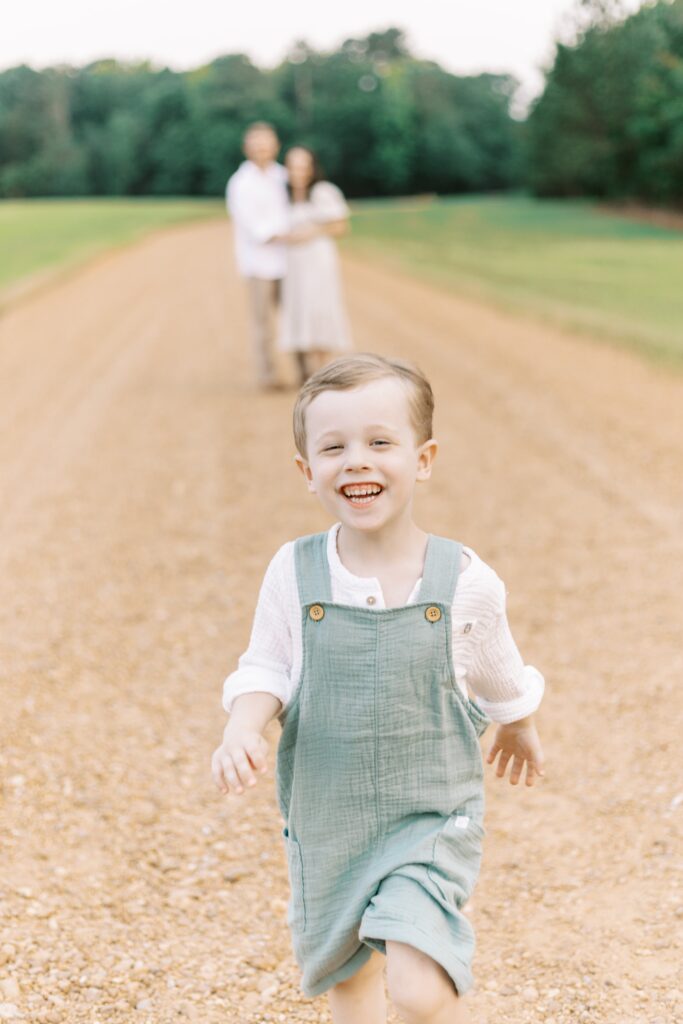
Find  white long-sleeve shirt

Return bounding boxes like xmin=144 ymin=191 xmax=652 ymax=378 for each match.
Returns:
xmin=223 ymin=525 xmax=544 ymax=724
xmin=226 ymin=160 xmax=289 ymax=279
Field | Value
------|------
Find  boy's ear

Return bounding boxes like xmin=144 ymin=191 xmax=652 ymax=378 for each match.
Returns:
xmin=416 ymin=439 xmax=438 ymax=482
xmin=294 ymin=454 xmax=316 ymax=493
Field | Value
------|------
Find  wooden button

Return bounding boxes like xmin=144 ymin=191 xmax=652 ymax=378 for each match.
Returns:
xmin=425 ymin=605 xmax=442 ymax=623
xmin=309 ymin=604 xmax=325 ymax=622
xmin=366 ymin=595 xmax=376 ymax=606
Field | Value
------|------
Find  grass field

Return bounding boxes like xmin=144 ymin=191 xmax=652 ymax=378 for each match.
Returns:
xmin=346 ymin=195 xmax=683 ymax=363
xmin=0 ymin=197 xmax=222 ymax=296
xmin=3 ymin=195 xmax=681 ymax=363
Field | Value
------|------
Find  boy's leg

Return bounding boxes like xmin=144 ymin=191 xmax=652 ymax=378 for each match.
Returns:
xmin=327 ymin=949 xmax=386 ymax=1024
xmin=385 ymin=941 xmax=471 ymax=1024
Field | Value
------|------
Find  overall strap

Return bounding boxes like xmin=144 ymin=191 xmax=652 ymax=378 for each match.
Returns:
xmin=294 ymin=532 xmax=332 ymax=607
xmin=419 ymin=536 xmax=462 ymax=606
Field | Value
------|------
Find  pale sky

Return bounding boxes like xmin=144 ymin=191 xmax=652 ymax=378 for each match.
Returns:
xmin=3 ymin=0 xmax=645 ymax=104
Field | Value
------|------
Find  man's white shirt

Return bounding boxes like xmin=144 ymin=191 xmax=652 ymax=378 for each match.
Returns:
xmin=226 ymin=160 xmax=289 ymax=279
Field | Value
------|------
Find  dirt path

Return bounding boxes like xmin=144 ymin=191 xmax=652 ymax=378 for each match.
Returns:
xmin=1 ymin=219 xmax=681 ymax=1024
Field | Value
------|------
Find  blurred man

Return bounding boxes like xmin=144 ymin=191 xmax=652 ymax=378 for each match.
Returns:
xmin=226 ymin=123 xmax=289 ymax=390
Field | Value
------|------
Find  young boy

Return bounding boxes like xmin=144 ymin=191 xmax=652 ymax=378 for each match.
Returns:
xmin=212 ymin=354 xmax=545 ymax=1024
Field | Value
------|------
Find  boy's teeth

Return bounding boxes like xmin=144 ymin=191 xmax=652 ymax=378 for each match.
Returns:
xmin=342 ymin=484 xmax=382 ymax=506
xmin=342 ymin=487 xmax=385 ymax=503
xmin=343 ymin=485 xmax=381 ymax=496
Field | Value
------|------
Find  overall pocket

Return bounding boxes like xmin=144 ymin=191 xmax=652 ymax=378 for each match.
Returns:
xmin=465 ymin=698 xmax=490 ymax=738
xmin=427 ymin=813 xmax=485 ymax=908
xmin=283 ymin=827 xmax=306 ymax=932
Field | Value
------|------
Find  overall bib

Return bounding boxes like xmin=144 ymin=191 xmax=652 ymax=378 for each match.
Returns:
xmin=277 ymin=532 xmax=490 ymax=997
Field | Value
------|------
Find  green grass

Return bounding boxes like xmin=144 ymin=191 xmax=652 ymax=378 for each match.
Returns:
xmin=345 ymin=195 xmax=683 ymax=364
xmin=3 ymin=195 xmax=681 ymax=363
xmin=0 ymin=197 xmax=223 ymax=295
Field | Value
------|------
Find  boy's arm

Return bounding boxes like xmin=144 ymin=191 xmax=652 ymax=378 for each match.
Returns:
xmin=463 ymin=572 xmax=545 ymax=785
xmin=222 ymin=544 xmax=294 ymax=715
xmin=214 ymin=544 xmax=295 ymax=796
xmin=212 ymin=692 xmax=282 ymax=795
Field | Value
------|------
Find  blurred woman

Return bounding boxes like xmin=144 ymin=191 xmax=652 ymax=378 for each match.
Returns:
xmin=278 ymin=147 xmax=352 ymax=384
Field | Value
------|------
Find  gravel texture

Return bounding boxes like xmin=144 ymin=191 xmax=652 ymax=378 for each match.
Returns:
xmin=1 ymin=220 xmax=681 ymax=1023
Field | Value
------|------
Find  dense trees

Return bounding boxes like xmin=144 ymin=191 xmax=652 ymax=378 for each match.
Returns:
xmin=2 ymin=6 xmax=681 ymax=204
xmin=527 ymin=0 xmax=683 ymax=204
xmin=0 ymin=29 xmax=520 ymax=198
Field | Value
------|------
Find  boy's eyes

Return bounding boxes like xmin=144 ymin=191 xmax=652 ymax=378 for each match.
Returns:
xmin=321 ymin=440 xmax=391 ymax=453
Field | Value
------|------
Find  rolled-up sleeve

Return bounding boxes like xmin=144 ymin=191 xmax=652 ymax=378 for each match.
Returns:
xmin=222 ymin=547 xmax=294 ymax=713
xmin=467 ymin=593 xmax=545 ymax=725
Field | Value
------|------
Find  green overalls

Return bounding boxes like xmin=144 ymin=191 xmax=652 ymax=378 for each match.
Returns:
xmin=276 ymin=531 xmax=490 ymax=997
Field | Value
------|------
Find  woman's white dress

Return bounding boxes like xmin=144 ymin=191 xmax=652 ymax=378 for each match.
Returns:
xmin=278 ymin=181 xmax=352 ymax=353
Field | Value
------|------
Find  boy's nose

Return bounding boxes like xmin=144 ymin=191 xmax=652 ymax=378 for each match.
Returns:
xmin=343 ymin=447 xmax=372 ymax=472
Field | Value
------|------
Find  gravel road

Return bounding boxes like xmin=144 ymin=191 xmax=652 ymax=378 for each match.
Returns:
xmin=1 ymin=219 xmax=681 ymax=1024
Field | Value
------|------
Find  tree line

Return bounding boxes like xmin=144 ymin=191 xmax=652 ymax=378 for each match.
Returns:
xmin=526 ymin=0 xmax=683 ymax=205
xmin=1 ymin=4 xmax=681 ymax=205
xmin=0 ymin=29 xmax=519 ymax=200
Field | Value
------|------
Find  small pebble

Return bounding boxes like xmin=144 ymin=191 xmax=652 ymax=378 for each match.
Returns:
xmin=0 ymin=983 xmax=20 ymax=1003
xmin=0 ymin=1006 xmax=22 ymax=1021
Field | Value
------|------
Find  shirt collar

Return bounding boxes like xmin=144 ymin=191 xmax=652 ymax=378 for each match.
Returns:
xmin=326 ymin=524 xmax=422 ymax=605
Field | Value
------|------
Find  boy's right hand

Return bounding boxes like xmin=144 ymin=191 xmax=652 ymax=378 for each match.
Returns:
xmin=211 ymin=729 xmax=269 ymax=795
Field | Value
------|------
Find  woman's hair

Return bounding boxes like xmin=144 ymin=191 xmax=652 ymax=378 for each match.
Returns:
xmin=285 ymin=146 xmax=324 ymax=201
xmin=293 ymin=353 xmax=434 ymax=457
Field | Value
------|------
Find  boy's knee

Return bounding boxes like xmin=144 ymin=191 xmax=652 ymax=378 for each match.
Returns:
xmin=387 ymin=976 xmax=445 ymax=1021
xmin=386 ymin=944 xmax=454 ymax=1022
xmin=332 ymin=949 xmax=384 ymax=993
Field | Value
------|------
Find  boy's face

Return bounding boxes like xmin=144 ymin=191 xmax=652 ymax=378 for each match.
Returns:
xmin=296 ymin=379 xmax=437 ymax=534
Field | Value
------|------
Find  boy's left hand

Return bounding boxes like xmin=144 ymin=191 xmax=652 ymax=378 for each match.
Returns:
xmin=487 ymin=716 xmax=545 ymax=787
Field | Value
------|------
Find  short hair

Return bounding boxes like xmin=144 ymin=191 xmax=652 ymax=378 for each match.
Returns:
xmin=293 ymin=353 xmax=434 ymax=457
xmin=243 ymin=121 xmax=278 ymax=141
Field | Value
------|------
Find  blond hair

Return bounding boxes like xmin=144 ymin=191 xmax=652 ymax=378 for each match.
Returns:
xmin=293 ymin=353 xmax=434 ymax=457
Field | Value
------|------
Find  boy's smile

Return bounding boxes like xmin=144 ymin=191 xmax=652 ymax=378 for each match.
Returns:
xmin=340 ymin=482 xmax=383 ymax=506
xmin=296 ymin=378 xmax=437 ymax=536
